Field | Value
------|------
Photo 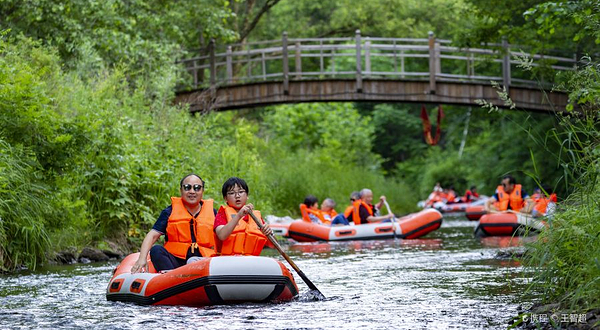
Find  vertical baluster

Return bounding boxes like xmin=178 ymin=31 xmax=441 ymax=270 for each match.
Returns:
xmin=282 ymin=32 xmax=289 ymax=95
xmin=355 ymin=30 xmax=362 ymax=93
xmin=295 ymin=41 xmax=302 ymax=79
xmin=209 ymin=39 xmax=216 ymax=87
xmin=262 ymin=52 xmax=266 ymax=81
xmin=365 ymin=38 xmax=371 ymax=78
xmin=502 ymin=37 xmax=511 ymax=91
xmin=428 ymin=31 xmax=436 ymax=93
xmin=226 ymin=46 xmax=233 ymax=84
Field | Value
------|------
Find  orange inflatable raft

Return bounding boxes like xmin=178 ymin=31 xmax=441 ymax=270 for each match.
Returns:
xmin=106 ymin=253 xmax=298 ymax=306
xmin=465 ymin=205 xmax=487 ymax=221
xmin=474 ymin=212 xmax=547 ymax=237
xmin=287 ymin=209 xmax=443 ymax=242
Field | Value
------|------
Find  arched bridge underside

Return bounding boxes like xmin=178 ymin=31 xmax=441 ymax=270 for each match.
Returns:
xmin=174 ymin=79 xmax=567 ymax=113
xmin=175 ymin=32 xmax=574 ymax=113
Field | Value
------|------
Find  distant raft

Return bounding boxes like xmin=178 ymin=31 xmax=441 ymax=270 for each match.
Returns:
xmin=106 ymin=253 xmax=298 ymax=306
xmin=465 ymin=205 xmax=487 ymax=221
xmin=287 ymin=209 xmax=443 ymax=242
xmin=474 ymin=212 xmax=547 ymax=237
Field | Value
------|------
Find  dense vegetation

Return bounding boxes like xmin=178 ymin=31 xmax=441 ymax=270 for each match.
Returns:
xmin=0 ymin=1 xmax=598 ymax=314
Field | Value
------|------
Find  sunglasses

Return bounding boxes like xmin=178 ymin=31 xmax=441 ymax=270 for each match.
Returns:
xmin=182 ymin=184 xmax=203 ymax=192
xmin=350 ymin=198 xmax=356 ymax=202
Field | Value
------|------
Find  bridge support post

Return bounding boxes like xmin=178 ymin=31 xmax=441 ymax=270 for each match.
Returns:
xmin=428 ymin=31 xmax=436 ymax=94
xmin=209 ymin=39 xmax=216 ymax=88
xmin=502 ymin=37 xmax=511 ymax=92
xmin=355 ymin=30 xmax=363 ymax=93
xmin=282 ymin=32 xmax=289 ymax=95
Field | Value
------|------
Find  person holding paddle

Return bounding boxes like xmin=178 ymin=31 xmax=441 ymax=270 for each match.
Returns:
xmin=346 ymin=189 xmax=395 ymax=225
xmin=131 ymin=174 xmax=217 ymax=273
xmin=213 ymin=177 xmax=272 ymax=255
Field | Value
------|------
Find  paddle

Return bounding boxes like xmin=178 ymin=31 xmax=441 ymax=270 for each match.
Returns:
xmin=383 ymin=200 xmax=398 ymax=239
xmin=248 ymin=212 xmax=325 ymax=300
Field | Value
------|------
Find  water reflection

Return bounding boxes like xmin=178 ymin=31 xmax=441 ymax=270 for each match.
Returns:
xmin=289 ymin=239 xmax=444 ymax=254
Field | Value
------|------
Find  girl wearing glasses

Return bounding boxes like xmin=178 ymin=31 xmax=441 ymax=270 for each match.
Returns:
xmin=214 ymin=177 xmax=273 ymax=255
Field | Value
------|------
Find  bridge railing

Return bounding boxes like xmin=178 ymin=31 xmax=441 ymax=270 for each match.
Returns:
xmin=178 ymin=31 xmax=577 ymax=93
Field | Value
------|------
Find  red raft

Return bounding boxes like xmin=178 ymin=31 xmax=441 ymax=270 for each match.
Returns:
xmin=288 ymin=209 xmax=443 ymax=242
xmin=106 ymin=253 xmax=298 ymax=306
xmin=465 ymin=205 xmax=487 ymax=221
xmin=474 ymin=212 xmax=547 ymax=237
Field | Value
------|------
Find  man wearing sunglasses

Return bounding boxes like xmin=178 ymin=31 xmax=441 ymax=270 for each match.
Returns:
xmin=484 ymin=175 xmax=533 ymax=213
xmin=131 ymin=174 xmax=217 ymax=273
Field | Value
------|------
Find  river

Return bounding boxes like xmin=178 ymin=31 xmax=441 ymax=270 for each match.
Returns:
xmin=0 ymin=215 xmax=536 ymax=329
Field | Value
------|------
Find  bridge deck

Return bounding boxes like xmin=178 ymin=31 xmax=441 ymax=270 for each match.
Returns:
xmin=175 ymin=79 xmax=567 ymax=113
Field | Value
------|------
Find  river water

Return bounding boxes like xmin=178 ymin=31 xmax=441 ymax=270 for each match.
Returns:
xmin=0 ymin=215 xmax=536 ymax=329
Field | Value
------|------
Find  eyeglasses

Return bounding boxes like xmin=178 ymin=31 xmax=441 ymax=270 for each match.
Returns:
xmin=182 ymin=184 xmax=203 ymax=192
xmin=227 ymin=190 xmax=247 ymax=197
xmin=350 ymin=198 xmax=356 ymax=202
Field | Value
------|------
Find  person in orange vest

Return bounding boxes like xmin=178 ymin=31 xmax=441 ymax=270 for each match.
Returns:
xmin=463 ymin=185 xmax=480 ymax=203
xmin=346 ymin=189 xmax=395 ymax=225
xmin=213 ymin=177 xmax=272 ymax=256
xmin=300 ymin=195 xmax=327 ymax=224
xmin=320 ymin=198 xmax=338 ymax=222
xmin=484 ymin=175 xmax=534 ymax=213
xmin=131 ymin=174 xmax=217 ymax=273
xmin=445 ymin=185 xmax=459 ymax=203
xmin=532 ymin=185 xmax=557 ymax=217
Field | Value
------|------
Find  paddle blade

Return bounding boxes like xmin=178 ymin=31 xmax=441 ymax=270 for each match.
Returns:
xmin=300 ymin=289 xmax=326 ymax=301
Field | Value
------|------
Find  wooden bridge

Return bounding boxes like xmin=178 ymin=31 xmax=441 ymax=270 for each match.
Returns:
xmin=174 ymin=31 xmax=576 ymax=113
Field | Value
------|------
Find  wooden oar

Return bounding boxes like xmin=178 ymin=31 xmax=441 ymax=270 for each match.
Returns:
xmin=248 ymin=212 xmax=325 ymax=299
xmin=383 ymin=200 xmax=398 ymax=239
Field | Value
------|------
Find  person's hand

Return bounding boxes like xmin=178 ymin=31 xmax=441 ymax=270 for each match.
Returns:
xmin=379 ymin=195 xmax=387 ymax=203
xmin=131 ymin=258 xmax=147 ymax=273
xmin=237 ymin=203 xmax=254 ymax=218
xmin=388 ymin=213 xmax=395 ymax=220
xmin=261 ymin=223 xmax=273 ymax=236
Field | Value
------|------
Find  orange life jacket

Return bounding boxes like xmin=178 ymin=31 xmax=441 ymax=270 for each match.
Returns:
xmin=351 ymin=200 xmax=374 ymax=225
xmin=496 ymin=184 xmax=524 ymax=212
xmin=164 ymin=197 xmax=216 ymax=259
xmin=343 ymin=205 xmax=354 ymax=218
xmin=299 ymin=204 xmax=326 ymax=224
xmin=215 ymin=205 xmax=267 ymax=256
xmin=446 ymin=191 xmax=456 ymax=203
xmin=320 ymin=209 xmax=337 ymax=225
xmin=534 ymin=193 xmax=557 ymax=215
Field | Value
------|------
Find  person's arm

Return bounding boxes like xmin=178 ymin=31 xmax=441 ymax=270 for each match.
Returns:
xmin=522 ymin=197 xmax=535 ymax=214
xmin=131 ymin=229 xmax=162 ymax=273
xmin=360 ymin=204 xmax=393 ymax=223
xmin=366 ymin=214 xmax=394 ymax=223
xmin=375 ymin=195 xmax=386 ymax=211
xmin=215 ymin=204 xmax=254 ymax=241
xmin=485 ymin=197 xmax=498 ymax=212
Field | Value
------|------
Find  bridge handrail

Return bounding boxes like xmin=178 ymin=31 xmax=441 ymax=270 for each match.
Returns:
xmin=178 ymin=31 xmax=578 ymax=92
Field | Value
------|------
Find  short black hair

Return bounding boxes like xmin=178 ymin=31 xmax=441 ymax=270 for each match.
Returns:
xmin=304 ymin=195 xmax=318 ymax=207
xmin=222 ymin=177 xmax=249 ymax=197
xmin=180 ymin=174 xmax=204 ymax=187
xmin=470 ymin=185 xmax=477 ymax=190
xmin=502 ymin=175 xmax=516 ymax=185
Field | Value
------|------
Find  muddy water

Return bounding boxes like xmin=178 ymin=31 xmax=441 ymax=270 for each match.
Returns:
xmin=0 ymin=215 xmax=536 ymax=329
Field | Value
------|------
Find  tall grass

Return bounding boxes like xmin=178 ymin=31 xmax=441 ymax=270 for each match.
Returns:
xmin=524 ymin=59 xmax=600 ymax=311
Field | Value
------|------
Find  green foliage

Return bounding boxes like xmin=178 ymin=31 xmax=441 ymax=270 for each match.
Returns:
xmin=262 ymin=103 xmax=378 ymax=166
xmin=253 ymin=0 xmax=468 ymax=40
